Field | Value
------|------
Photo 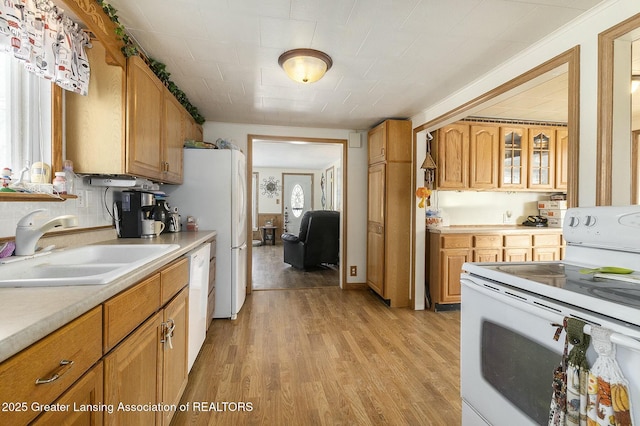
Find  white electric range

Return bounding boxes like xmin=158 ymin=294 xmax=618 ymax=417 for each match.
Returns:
xmin=460 ymin=205 xmax=640 ymax=425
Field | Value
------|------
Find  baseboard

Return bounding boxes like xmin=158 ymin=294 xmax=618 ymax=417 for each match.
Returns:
xmin=343 ymin=282 xmax=368 ymax=290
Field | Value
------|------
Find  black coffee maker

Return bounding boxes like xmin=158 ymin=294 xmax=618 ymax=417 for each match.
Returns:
xmin=114 ymin=190 xmax=155 ymax=238
xmin=150 ymin=197 xmax=171 ymax=234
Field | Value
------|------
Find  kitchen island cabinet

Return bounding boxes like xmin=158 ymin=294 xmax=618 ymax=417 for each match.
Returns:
xmin=427 ymin=227 xmax=564 ymax=310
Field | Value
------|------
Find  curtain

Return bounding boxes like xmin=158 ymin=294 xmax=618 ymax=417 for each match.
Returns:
xmin=0 ymin=0 xmax=91 ymax=95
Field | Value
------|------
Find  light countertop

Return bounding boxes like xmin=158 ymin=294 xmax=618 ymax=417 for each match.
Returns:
xmin=0 ymin=230 xmax=216 ymax=363
xmin=427 ymin=225 xmax=563 ymax=234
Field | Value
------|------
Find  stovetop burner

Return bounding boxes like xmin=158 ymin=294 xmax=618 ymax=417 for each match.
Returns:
xmin=478 ymin=262 xmax=640 ymax=310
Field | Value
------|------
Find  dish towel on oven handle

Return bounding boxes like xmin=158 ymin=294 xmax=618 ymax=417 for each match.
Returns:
xmin=586 ymin=326 xmax=634 ymax=426
xmin=549 ymin=318 xmax=569 ymax=426
xmin=566 ymin=318 xmax=590 ymax=426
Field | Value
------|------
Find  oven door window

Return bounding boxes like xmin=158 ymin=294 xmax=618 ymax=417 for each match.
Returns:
xmin=481 ymin=321 xmax=559 ymax=424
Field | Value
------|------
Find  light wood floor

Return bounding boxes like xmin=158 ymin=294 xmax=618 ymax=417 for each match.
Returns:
xmin=172 ymin=287 xmax=462 ymax=425
xmin=251 ymin=243 xmax=339 ymax=290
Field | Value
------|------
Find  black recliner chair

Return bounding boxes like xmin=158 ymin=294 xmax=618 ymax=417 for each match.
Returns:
xmin=281 ymin=210 xmax=340 ymax=269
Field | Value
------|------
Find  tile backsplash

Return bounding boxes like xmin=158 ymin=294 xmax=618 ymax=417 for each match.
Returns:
xmin=0 ymin=178 xmax=114 ymax=239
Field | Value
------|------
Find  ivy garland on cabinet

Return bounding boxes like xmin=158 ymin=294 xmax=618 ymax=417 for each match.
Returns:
xmin=95 ymin=0 xmax=206 ymax=125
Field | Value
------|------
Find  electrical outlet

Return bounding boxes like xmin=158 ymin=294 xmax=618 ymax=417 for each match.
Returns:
xmin=78 ymin=190 xmax=87 ymax=208
xmin=350 ymin=266 xmax=357 ymax=276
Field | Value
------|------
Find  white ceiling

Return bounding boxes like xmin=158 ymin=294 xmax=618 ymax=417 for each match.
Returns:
xmin=105 ymin=0 xmax=604 ymax=131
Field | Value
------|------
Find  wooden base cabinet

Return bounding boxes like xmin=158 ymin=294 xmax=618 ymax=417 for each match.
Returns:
xmin=428 ymin=230 xmax=564 ymax=309
xmin=33 ymin=362 xmax=104 ymax=426
xmin=104 ymin=261 xmax=189 ymax=426
xmin=366 ymin=119 xmax=412 ymax=307
xmin=104 ymin=312 xmax=163 ymax=425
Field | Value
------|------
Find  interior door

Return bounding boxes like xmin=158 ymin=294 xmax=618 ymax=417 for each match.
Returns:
xmin=283 ymin=173 xmax=313 ymax=235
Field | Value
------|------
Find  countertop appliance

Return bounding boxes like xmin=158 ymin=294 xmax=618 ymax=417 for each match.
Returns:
xmin=113 ymin=190 xmax=155 ymax=238
xmin=186 ymin=243 xmax=210 ymax=372
xmin=166 ymin=149 xmax=247 ymax=320
xmin=461 ymin=205 xmax=640 ymax=425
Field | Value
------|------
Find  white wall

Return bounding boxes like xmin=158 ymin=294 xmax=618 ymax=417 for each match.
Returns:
xmin=0 ymin=178 xmax=113 ymax=239
xmin=410 ymin=0 xmax=640 ymax=207
xmin=254 ymin=167 xmax=323 ymax=214
xmin=203 ymin=122 xmax=368 ymax=284
xmin=410 ymin=0 xmax=640 ymax=309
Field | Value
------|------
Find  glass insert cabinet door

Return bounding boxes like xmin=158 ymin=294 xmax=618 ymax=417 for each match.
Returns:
xmin=529 ymin=129 xmax=554 ymax=187
xmin=500 ymin=127 xmax=527 ymax=188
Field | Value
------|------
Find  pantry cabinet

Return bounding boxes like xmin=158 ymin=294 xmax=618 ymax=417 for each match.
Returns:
xmin=427 ymin=229 xmax=564 ymax=309
xmin=366 ymin=119 xmax=413 ymax=307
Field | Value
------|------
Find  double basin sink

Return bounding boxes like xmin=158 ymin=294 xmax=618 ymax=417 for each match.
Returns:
xmin=0 ymin=244 xmax=180 ymax=287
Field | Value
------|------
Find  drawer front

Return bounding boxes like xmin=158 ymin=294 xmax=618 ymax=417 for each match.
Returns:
xmin=503 ymin=234 xmax=532 ymax=247
xmin=473 ymin=235 xmax=502 ymax=248
xmin=103 ymin=274 xmax=161 ymax=352
xmin=161 ymin=257 xmax=189 ymax=306
xmin=441 ymin=234 xmax=471 ymax=249
xmin=533 ymin=233 xmax=561 ymax=247
xmin=0 ymin=307 xmax=102 ymax=425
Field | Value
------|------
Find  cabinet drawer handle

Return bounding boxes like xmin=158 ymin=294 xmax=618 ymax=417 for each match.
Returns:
xmin=35 ymin=360 xmax=74 ymax=384
xmin=161 ymin=319 xmax=176 ymax=349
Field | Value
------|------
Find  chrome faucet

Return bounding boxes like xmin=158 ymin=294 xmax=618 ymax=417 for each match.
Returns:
xmin=15 ymin=209 xmax=79 ymax=256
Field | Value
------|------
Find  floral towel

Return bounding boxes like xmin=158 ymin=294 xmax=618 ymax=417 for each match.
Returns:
xmin=586 ymin=326 xmax=634 ymax=426
xmin=565 ymin=318 xmax=590 ymax=426
xmin=549 ymin=318 xmax=569 ymax=426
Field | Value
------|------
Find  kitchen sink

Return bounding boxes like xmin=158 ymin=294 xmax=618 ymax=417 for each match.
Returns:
xmin=0 ymin=244 xmax=180 ymax=287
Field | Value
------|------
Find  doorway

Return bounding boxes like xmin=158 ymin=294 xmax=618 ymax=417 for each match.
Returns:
xmin=283 ymin=173 xmax=313 ymax=235
xmin=247 ymin=135 xmax=347 ymax=292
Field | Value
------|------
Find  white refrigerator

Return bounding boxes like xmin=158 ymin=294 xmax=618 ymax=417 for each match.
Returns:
xmin=166 ymin=149 xmax=247 ymax=320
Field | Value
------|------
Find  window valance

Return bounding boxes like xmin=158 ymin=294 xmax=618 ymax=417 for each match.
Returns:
xmin=0 ymin=0 xmax=91 ymax=95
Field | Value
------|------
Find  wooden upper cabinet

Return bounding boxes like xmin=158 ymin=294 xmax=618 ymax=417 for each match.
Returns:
xmin=499 ymin=126 xmax=528 ymax=189
xmin=469 ymin=125 xmax=499 ymax=189
xmin=163 ymin=93 xmax=185 ymax=184
xmin=436 ymin=120 xmax=567 ymax=192
xmin=368 ymin=123 xmax=386 ymax=164
xmin=555 ymin=128 xmax=569 ymax=190
xmin=437 ymin=123 xmax=469 ymax=189
xmin=126 ymin=55 xmax=164 ymax=181
xmin=528 ymin=127 xmax=555 ymax=190
xmin=65 ymin=40 xmax=125 ymax=175
xmin=368 ymin=119 xmax=412 ymax=165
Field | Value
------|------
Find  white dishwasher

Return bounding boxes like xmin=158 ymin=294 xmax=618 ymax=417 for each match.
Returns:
xmin=187 ymin=243 xmax=210 ymax=372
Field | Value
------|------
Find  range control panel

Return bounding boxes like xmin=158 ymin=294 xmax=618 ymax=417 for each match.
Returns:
xmin=563 ymin=205 xmax=640 ymax=251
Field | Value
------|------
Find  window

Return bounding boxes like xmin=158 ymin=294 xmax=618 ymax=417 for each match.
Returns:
xmin=290 ymin=184 xmax=304 ymax=218
xmin=0 ymin=53 xmax=52 ymax=181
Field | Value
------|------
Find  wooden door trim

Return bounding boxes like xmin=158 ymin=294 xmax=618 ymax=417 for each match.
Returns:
xmin=246 ymin=135 xmax=348 ymax=293
xmin=597 ymin=12 xmax=640 ymax=206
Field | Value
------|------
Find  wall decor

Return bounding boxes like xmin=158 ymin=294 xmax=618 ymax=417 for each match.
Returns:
xmin=260 ymin=176 xmax=280 ymax=198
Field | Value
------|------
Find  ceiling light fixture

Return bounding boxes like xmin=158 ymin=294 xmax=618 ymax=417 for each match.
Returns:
xmin=278 ymin=49 xmax=333 ymax=84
